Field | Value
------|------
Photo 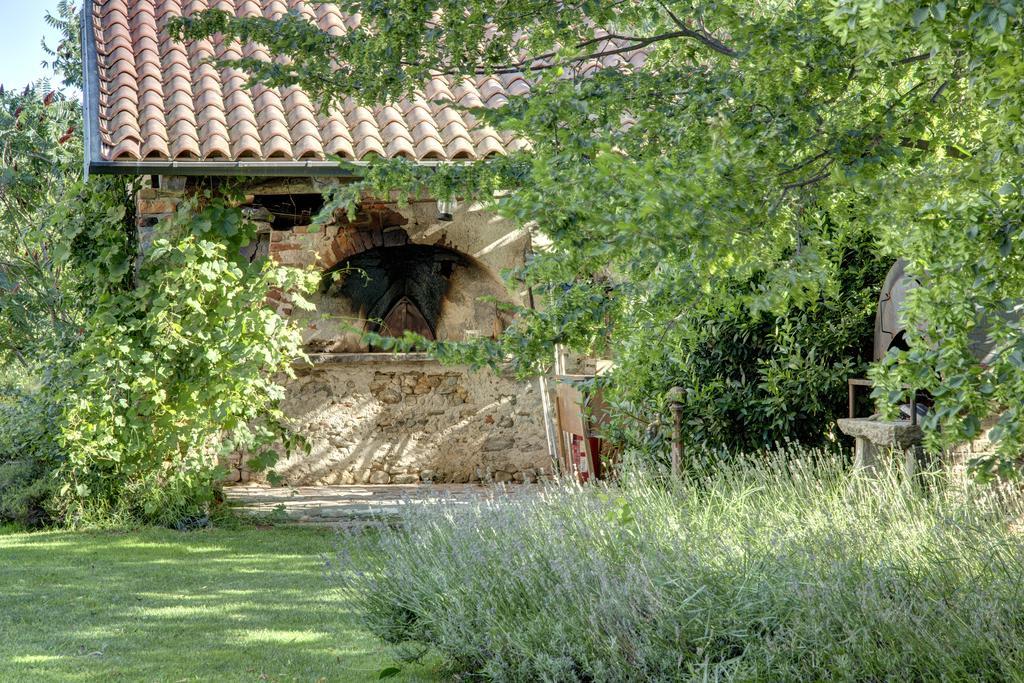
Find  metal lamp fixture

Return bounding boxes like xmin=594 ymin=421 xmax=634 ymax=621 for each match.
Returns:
xmin=436 ymin=199 xmax=457 ymax=222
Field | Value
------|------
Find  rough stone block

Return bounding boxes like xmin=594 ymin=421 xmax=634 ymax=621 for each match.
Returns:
xmin=483 ymin=436 xmax=515 ymax=452
xmin=382 ymin=228 xmax=409 ymax=247
xmin=138 ymin=198 xmax=181 ymax=215
xmin=836 ymin=417 xmax=922 ymax=449
xmin=852 ymin=437 xmax=880 ymax=472
xmin=272 ymin=250 xmax=316 ymax=267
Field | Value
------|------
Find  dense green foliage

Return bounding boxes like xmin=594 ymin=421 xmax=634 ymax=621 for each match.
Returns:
xmin=0 ymin=80 xmax=88 ymax=527
xmin=0 ymin=83 xmax=83 ymax=370
xmin=179 ymin=0 xmax=1024 ymax=474
xmin=0 ymin=6 xmax=318 ymax=527
xmin=0 ymin=386 xmax=63 ymax=527
xmin=57 ymin=198 xmax=318 ymax=526
xmin=338 ymin=456 xmax=1024 ymax=680
xmin=605 ymin=236 xmax=889 ymax=455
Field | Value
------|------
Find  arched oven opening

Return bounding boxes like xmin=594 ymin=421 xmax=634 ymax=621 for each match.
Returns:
xmin=320 ymin=244 xmax=466 ymax=342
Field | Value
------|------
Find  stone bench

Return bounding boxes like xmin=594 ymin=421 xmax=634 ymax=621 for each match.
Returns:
xmin=836 ymin=417 xmax=924 ymax=476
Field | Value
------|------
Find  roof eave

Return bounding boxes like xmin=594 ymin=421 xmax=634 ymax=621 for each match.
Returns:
xmin=86 ymin=159 xmax=367 ymax=177
xmin=82 ymin=2 xmax=103 ymax=180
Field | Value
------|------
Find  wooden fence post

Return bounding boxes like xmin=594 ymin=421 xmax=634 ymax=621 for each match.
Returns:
xmin=667 ymin=387 xmax=685 ymax=478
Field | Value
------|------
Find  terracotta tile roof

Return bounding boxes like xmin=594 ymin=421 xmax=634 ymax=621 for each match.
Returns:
xmin=85 ymin=0 xmax=646 ymax=171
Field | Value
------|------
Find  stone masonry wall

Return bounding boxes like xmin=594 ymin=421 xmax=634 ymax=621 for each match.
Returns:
xmin=138 ymin=177 xmax=550 ymax=485
xmin=945 ymin=416 xmax=999 ymax=474
xmin=225 ymin=359 xmax=550 ymax=485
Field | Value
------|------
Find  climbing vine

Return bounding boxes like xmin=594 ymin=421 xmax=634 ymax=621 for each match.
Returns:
xmin=1 ymin=4 xmax=322 ymax=526
xmin=56 ymin=196 xmax=318 ymax=525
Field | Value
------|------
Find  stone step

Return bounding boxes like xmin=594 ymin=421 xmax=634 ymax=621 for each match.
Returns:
xmin=222 ymin=483 xmax=537 ymax=526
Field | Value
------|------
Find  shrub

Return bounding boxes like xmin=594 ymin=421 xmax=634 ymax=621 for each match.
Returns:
xmin=603 ymin=239 xmax=890 ymax=461
xmin=334 ymin=455 xmax=1024 ymax=681
xmin=0 ymin=382 xmax=64 ymax=528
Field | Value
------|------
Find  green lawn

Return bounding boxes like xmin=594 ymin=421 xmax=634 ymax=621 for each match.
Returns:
xmin=0 ymin=524 xmax=439 ymax=682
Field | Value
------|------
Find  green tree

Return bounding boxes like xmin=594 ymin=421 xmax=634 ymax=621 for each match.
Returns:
xmin=0 ymin=4 xmax=320 ymax=526
xmin=0 ymin=83 xmax=83 ymax=373
xmin=58 ymin=197 xmax=318 ymax=525
xmin=177 ymin=1 xmax=1024 ymax=476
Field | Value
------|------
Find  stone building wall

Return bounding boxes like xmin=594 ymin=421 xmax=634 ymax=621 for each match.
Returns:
xmin=944 ymin=417 xmax=1000 ymax=474
xmin=136 ymin=176 xmax=551 ymax=485
xmin=227 ymin=358 xmax=550 ymax=485
xmin=263 ymin=194 xmax=525 ymax=350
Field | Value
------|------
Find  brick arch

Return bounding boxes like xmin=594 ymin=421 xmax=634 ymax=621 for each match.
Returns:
xmin=319 ymin=203 xmax=411 ymax=271
xmin=267 ymin=203 xmax=414 ymax=319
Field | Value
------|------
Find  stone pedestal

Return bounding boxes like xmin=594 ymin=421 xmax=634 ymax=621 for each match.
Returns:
xmin=836 ymin=417 xmax=924 ymax=476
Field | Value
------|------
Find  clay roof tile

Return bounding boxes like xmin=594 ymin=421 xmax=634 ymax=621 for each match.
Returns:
xmin=87 ymin=0 xmax=639 ymax=166
xmin=444 ymin=138 xmax=475 ymax=160
xmin=236 ymin=0 xmax=262 ymax=17
xmin=167 ymin=118 xmax=200 ymax=141
xmin=409 ymin=121 xmax=443 ymax=144
xmin=108 ymin=138 xmax=142 ymax=160
xmin=319 ymin=117 xmax=351 ymax=141
xmin=104 ymin=108 xmax=141 ymax=132
xmin=261 ymin=134 xmax=293 ymax=159
xmin=169 ymin=136 xmax=201 ymax=159
xmin=384 ymin=138 xmax=416 ymax=159
xmin=381 ymin=121 xmax=415 ymax=143
xmin=354 ymin=137 xmax=386 ymax=159
xmin=323 ymin=136 xmax=355 ymax=159
xmin=141 ymin=137 xmax=171 ymax=158
xmin=316 ymin=3 xmax=347 ymax=36
xmin=227 ymin=119 xmax=260 ymax=140
xmin=475 ymin=136 xmax=507 ymax=158
xmin=99 ymin=70 xmax=137 ymax=94
xmin=231 ymin=134 xmax=263 ymax=159
xmin=200 ymin=134 xmax=232 ymax=158
xmin=292 ymin=135 xmax=325 ymax=159
xmin=141 ymin=117 xmax=170 ymax=139
xmin=413 ymin=137 xmax=446 ymax=160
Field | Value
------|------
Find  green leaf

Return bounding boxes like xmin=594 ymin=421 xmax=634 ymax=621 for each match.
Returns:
xmin=993 ymin=11 xmax=1008 ymax=34
xmin=378 ymin=667 xmax=402 ymax=680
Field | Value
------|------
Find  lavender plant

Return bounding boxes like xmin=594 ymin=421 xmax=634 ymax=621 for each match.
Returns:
xmin=333 ymin=455 xmax=1024 ymax=681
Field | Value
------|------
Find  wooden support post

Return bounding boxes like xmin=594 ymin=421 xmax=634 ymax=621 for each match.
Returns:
xmin=667 ymin=387 xmax=685 ymax=478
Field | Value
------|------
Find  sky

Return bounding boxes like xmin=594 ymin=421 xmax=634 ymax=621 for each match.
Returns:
xmin=0 ymin=0 xmax=66 ymax=91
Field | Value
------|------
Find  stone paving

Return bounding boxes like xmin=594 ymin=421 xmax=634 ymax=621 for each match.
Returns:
xmin=222 ymin=483 xmax=536 ymax=526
